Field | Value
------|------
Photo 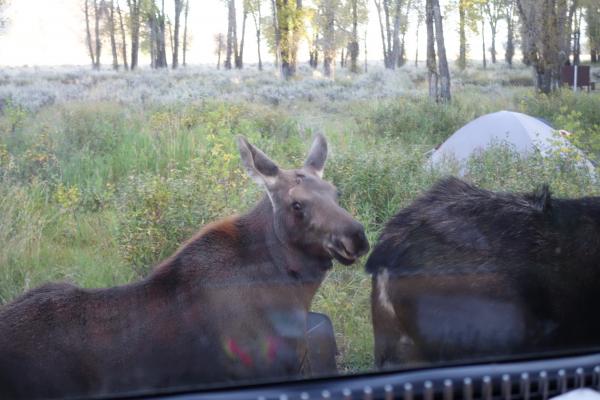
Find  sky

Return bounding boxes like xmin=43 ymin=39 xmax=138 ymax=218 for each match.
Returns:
xmin=0 ymin=0 xmax=509 ymax=68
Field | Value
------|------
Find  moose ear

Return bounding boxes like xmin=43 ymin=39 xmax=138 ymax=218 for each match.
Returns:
xmin=237 ymin=136 xmax=279 ymax=187
xmin=304 ymin=133 xmax=328 ymax=178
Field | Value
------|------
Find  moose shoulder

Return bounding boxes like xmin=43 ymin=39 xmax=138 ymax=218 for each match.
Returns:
xmin=0 ymin=135 xmax=369 ymax=399
xmin=366 ymin=177 xmax=600 ymax=368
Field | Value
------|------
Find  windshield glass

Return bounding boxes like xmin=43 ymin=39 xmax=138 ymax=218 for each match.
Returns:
xmin=1 ymin=0 xmax=600 ymax=398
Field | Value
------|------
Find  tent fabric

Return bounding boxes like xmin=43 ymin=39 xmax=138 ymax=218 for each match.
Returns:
xmin=430 ymin=110 xmax=585 ymax=166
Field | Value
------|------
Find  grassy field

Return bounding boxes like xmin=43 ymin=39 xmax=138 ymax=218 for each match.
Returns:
xmin=1 ymin=63 xmax=600 ymax=373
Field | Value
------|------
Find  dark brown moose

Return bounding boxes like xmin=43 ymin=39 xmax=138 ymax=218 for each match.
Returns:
xmin=366 ymin=177 xmax=600 ymax=368
xmin=0 ymin=134 xmax=369 ymax=399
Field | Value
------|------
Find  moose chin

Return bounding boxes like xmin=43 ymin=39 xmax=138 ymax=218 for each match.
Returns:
xmin=0 ymin=134 xmax=369 ymax=400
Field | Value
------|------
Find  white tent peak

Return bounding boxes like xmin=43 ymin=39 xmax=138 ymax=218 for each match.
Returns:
xmin=430 ymin=110 xmax=590 ymax=169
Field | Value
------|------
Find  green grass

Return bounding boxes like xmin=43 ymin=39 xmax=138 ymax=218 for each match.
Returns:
xmin=1 ymin=75 xmax=600 ymax=374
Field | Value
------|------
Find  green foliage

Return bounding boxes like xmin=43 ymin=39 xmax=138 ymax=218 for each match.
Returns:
xmin=360 ymin=96 xmax=471 ymax=146
xmin=517 ymin=90 xmax=600 ymax=160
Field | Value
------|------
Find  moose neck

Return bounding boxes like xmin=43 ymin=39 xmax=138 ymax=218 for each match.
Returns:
xmin=238 ymin=196 xmax=332 ymax=305
xmin=147 ymin=196 xmax=331 ymax=310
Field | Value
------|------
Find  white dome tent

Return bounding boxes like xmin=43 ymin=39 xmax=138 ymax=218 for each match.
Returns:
xmin=430 ymin=110 xmax=594 ymax=173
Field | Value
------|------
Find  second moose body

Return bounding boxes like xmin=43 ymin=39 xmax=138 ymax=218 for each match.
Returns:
xmin=367 ymin=177 xmax=600 ymax=368
xmin=0 ymin=135 xmax=369 ymax=399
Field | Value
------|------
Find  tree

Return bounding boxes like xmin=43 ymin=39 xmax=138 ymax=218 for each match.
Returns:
xmin=84 ymin=0 xmax=103 ymax=69
xmin=270 ymin=0 xmax=281 ymax=67
xmin=517 ymin=0 xmax=575 ymax=93
xmin=225 ymin=0 xmax=237 ymax=69
xmin=374 ymin=0 xmax=399 ymax=68
xmin=374 ymin=0 xmax=411 ymax=69
xmin=412 ymin=0 xmax=425 ymax=66
xmin=144 ymin=0 xmax=168 ymax=68
xmin=214 ymin=33 xmax=226 ymax=69
xmin=182 ymin=0 xmax=189 ymax=66
xmin=426 ymin=0 xmax=438 ymax=100
xmin=0 ymin=0 xmax=10 ymax=34
xmin=349 ymin=0 xmax=359 ymax=72
xmin=247 ymin=0 xmax=264 ymax=70
xmin=348 ymin=0 xmax=368 ymax=73
xmin=117 ymin=1 xmax=129 ymax=69
xmin=127 ymin=0 xmax=141 ymax=69
xmin=454 ymin=0 xmax=481 ymax=70
xmin=94 ymin=0 xmax=102 ymax=69
xmin=585 ymin=0 xmax=600 ymax=62
xmin=236 ymin=3 xmax=248 ymax=68
xmin=311 ymin=0 xmax=366 ymax=76
xmin=483 ymin=0 xmax=504 ymax=64
xmin=572 ymin=5 xmax=582 ymax=64
xmin=315 ymin=0 xmax=339 ymax=77
xmin=109 ymin=0 xmax=120 ymax=70
xmin=274 ymin=0 xmax=304 ymax=79
xmin=479 ymin=3 xmax=486 ymax=68
xmin=504 ymin=0 xmax=516 ymax=66
xmin=432 ymin=0 xmax=450 ymax=102
xmin=426 ymin=0 xmax=451 ymax=102
xmin=172 ymin=0 xmax=184 ymax=68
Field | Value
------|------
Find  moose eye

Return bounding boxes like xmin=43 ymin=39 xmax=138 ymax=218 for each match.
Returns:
xmin=292 ymin=202 xmax=303 ymax=211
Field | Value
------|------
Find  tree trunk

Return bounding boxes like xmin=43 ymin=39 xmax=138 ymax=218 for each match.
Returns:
xmin=374 ymin=0 xmax=388 ymax=68
xmin=271 ymin=0 xmax=281 ymax=69
xmin=117 ymin=2 xmax=129 ymax=70
xmin=323 ymin=1 xmax=335 ymax=78
xmin=236 ymin=7 xmax=247 ymax=69
xmin=93 ymin=0 xmax=102 ymax=69
xmin=399 ymin=29 xmax=407 ymax=67
xmin=277 ymin=0 xmax=291 ymax=78
xmin=426 ymin=0 xmax=438 ymax=101
xmin=225 ymin=0 xmax=235 ymax=69
xmin=217 ymin=45 xmax=222 ymax=69
xmin=349 ymin=0 xmax=359 ymax=73
xmin=84 ymin=0 xmax=96 ymax=68
xmin=364 ymin=30 xmax=368 ymax=72
xmin=397 ymin=0 xmax=412 ymax=67
xmin=182 ymin=0 xmax=189 ymax=66
xmin=109 ymin=0 xmax=119 ymax=70
xmin=168 ymin=17 xmax=174 ymax=60
xmin=490 ymin=23 xmax=497 ymax=63
xmin=276 ymin=0 xmax=301 ymax=79
xmin=149 ymin=12 xmax=157 ymax=68
xmin=458 ymin=0 xmax=466 ymax=70
xmin=415 ymin=17 xmax=420 ymax=66
xmin=252 ymin=3 xmax=263 ymax=71
xmin=481 ymin=14 xmax=486 ymax=69
xmin=391 ymin=0 xmax=402 ymax=70
xmin=432 ymin=0 xmax=450 ymax=102
xmin=156 ymin=0 xmax=168 ymax=68
xmin=172 ymin=0 xmax=183 ymax=69
xmin=127 ymin=0 xmax=140 ymax=70
xmin=505 ymin=5 xmax=514 ymax=67
xmin=290 ymin=0 xmax=302 ymax=75
xmin=384 ymin=0 xmax=393 ymax=68
xmin=572 ymin=8 xmax=582 ymax=65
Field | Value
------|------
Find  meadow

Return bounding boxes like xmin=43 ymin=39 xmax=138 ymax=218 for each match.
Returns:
xmin=1 ymin=63 xmax=600 ymax=373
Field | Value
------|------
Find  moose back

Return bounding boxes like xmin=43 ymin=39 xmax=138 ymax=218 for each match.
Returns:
xmin=367 ymin=177 xmax=600 ymax=368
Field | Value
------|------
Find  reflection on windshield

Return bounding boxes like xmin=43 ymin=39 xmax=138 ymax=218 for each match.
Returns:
xmin=1 ymin=0 xmax=600 ymax=397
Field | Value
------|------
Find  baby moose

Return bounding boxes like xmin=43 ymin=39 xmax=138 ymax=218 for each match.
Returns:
xmin=0 ymin=134 xmax=369 ymax=400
